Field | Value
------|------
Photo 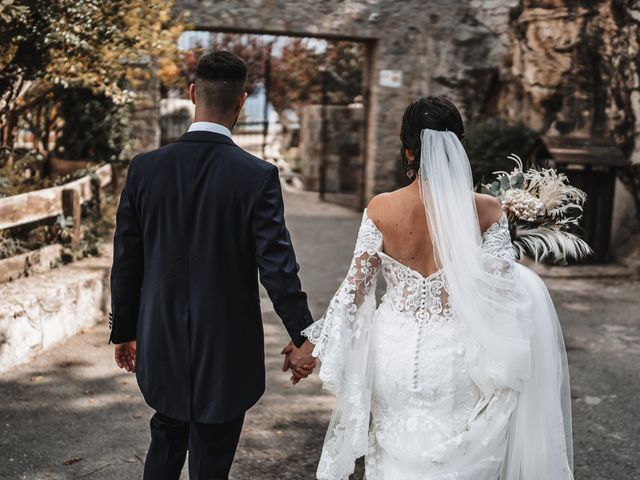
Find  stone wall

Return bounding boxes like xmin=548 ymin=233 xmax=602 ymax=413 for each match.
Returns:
xmin=299 ymin=104 xmax=364 ymax=193
xmin=172 ymin=0 xmax=640 ymax=252
xmin=175 ymin=0 xmax=520 ymax=197
xmin=0 ymin=254 xmax=111 ymax=373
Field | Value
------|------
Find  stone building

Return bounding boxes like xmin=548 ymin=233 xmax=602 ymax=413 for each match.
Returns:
xmin=299 ymin=104 xmax=364 ymax=194
xmin=166 ymin=0 xmax=640 ymax=250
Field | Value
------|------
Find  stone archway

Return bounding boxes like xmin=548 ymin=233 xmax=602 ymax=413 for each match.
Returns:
xmin=173 ymin=0 xmax=522 ymax=199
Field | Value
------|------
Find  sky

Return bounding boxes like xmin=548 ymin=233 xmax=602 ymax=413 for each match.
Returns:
xmin=178 ymin=31 xmax=327 ymax=57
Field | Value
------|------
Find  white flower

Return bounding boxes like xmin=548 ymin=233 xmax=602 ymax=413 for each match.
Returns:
xmin=503 ymin=188 xmax=545 ymax=222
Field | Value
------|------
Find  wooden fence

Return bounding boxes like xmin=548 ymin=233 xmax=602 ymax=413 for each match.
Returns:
xmin=0 ymin=164 xmax=113 ymax=283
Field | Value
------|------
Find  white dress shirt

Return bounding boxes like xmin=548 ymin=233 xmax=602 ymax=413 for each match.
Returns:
xmin=187 ymin=121 xmax=232 ymax=138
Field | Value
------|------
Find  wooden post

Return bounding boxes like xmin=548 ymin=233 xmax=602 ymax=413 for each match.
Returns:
xmin=90 ymin=175 xmax=101 ymax=221
xmin=62 ymin=188 xmax=81 ymax=247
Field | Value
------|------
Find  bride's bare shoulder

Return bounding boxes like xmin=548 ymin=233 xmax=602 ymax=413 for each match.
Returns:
xmin=366 ymin=189 xmax=405 ymax=227
xmin=475 ymin=193 xmax=504 ymax=232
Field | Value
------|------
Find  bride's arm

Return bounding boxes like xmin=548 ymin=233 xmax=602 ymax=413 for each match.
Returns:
xmin=302 ymin=212 xmax=382 ymax=369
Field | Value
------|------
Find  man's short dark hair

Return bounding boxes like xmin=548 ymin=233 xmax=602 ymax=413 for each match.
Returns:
xmin=195 ymin=51 xmax=248 ymax=113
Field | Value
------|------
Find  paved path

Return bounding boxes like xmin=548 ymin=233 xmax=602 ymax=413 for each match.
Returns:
xmin=0 ymin=191 xmax=638 ymax=479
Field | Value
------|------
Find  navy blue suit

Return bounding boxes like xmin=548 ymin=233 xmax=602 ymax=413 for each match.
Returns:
xmin=109 ymin=130 xmax=313 ymax=478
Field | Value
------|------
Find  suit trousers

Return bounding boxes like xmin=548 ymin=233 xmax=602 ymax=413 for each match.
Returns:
xmin=143 ymin=411 xmax=245 ymax=480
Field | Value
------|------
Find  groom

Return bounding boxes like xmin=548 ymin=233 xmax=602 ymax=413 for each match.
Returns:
xmin=109 ymin=51 xmax=316 ymax=479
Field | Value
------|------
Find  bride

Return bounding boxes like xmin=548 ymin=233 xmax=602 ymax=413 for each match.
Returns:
xmin=300 ymin=96 xmax=574 ymax=479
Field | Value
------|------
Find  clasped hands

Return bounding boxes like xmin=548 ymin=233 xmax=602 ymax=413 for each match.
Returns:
xmin=115 ymin=338 xmax=316 ymax=385
xmin=281 ymin=340 xmax=316 ymax=385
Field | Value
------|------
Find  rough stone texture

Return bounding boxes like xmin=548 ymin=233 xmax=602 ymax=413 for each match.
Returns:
xmin=174 ymin=0 xmax=520 ymax=197
xmin=299 ymin=104 xmax=364 ymax=192
xmin=167 ymin=1 xmax=640 ymax=253
xmin=503 ymin=2 xmax=640 ymax=159
xmin=501 ymin=1 xmax=640 ymax=258
xmin=0 ymin=244 xmax=63 ymax=284
xmin=131 ymin=66 xmax=161 ymax=156
xmin=0 ymin=254 xmax=111 ymax=374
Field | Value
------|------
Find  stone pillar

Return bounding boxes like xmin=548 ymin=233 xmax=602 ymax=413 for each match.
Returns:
xmin=299 ymin=104 xmax=364 ymax=194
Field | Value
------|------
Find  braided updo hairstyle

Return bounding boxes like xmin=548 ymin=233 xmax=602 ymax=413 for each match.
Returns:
xmin=400 ymin=96 xmax=465 ymax=178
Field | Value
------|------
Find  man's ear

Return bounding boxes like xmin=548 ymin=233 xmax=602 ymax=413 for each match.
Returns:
xmin=236 ymin=92 xmax=248 ymax=113
xmin=189 ymin=84 xmax=196 ymax=105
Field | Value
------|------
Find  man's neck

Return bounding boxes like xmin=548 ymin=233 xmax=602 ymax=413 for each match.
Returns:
xmin=193 ymin=115 xmax=234 ymax=131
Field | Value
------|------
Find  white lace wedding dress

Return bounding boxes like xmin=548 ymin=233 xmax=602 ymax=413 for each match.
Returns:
xmin=303 ymin=210 xmax=572 ymax=480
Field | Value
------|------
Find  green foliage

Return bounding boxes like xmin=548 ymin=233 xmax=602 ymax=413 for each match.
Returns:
xmin=0 ymin=148 xmax=47 ymax=197
xmin=54 ymin=87 xmax=133 ymax=163
xmin=1 ymin=0 xmax=184 ymax=153
xmin=465 ymin=119 xmax=538 ymax=188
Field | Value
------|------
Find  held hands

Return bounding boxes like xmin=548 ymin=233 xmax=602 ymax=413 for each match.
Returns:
xmin=115 ymin=341 xmax=137 ymax=373
xmin=281 ymin=340 xmax=316 ymax=385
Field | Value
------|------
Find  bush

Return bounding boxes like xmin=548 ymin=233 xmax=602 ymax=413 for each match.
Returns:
xmin=54 ymin=87 xmax=133 ymax=163
xmin=465 ymin=119 xmax=538 ymax=188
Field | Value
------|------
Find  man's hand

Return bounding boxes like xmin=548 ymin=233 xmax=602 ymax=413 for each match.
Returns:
xmin=281 ymin=340 xmax=316 ymax=385
xmin=115 ymin=341 xmax=137 ymax=373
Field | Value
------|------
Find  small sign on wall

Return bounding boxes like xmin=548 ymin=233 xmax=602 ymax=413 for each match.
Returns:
xmin=379 ymin=70 xmax=403 ymax=88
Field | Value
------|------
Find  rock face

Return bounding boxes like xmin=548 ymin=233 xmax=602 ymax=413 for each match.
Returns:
xmin=501 ymin=1 xmax=640 ymax=251
xmin=502 ymin=1 xmax=640 ymax=162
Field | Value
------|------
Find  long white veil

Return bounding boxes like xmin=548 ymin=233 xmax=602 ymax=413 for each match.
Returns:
xmin=418 ymin=128 xmax=574 ymax=479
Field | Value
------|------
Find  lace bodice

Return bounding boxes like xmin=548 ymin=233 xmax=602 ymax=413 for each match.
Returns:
xmin=373 ymin=212 xmax=513 ymax=325
xmin=303 ymin=211 xmax=514 ymax=371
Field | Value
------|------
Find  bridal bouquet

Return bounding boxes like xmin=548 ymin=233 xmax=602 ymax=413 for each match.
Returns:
xmin=482 ymin=154 xmax=592 ymax=263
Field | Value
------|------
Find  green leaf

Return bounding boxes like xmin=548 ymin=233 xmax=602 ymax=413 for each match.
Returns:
xmin=511 ymin=172 xmax=524 ymax=188
xmin=500 ymin=175 xmax=511 ymax=190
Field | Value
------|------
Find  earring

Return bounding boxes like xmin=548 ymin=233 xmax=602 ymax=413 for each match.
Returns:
xmin=406 ymin=169 xmax=415 ymax=179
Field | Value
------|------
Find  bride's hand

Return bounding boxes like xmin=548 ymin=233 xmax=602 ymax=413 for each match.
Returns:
xmin=281 ymin=341 xmax=317 ymax=384
xmin=290 ymin=361 xmax=316 ymax=385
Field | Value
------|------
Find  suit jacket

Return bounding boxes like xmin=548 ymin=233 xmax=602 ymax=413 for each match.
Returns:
xmin=109 ymin=131 xmax=313 ymax=423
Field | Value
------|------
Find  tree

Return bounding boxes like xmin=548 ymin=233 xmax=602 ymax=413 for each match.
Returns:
xmin=179 ymin=35 xmax=365 ymax=115
xmin=0 ymin=0 xmax=184 ymax=151
xmin=270 ymin=40 xmax=364 ymax=114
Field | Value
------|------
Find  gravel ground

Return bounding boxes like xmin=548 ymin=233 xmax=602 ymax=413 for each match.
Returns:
xmin=0 ymin=190 xmax=637 ymax=479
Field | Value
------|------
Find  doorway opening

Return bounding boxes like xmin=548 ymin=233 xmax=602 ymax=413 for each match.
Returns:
xmin=162 ymin=31 xmax=374 ymax=209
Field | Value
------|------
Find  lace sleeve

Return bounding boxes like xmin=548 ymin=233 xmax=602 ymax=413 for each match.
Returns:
xmin=481 ymin=214 xmax=515 ymax=261
xmin=302 ymin=211 xmax=382 ymax=377
xmin=302 ymin=211 xmax=382 ymax=479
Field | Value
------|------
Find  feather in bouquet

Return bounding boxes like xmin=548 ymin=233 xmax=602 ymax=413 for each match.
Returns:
xmin=482 ymin=154 xmax=592 ymax=263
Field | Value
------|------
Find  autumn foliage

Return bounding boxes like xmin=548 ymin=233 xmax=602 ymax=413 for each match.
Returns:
xmin=0 ymin=0 xmax=184 ymax=153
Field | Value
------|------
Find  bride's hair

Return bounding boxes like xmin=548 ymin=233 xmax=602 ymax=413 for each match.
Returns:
xmin=400 ymin=96 xmax=465 ymax=178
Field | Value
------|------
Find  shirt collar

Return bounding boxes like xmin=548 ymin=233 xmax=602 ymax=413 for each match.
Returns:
xmin=187 ymin=122 xmax=232 ymax=138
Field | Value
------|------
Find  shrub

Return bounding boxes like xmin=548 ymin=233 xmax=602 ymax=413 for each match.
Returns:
xmin=465 ymin=119 xmax=538 ymax=188
xmin=53 ymin=87 xmax=133 ymax=163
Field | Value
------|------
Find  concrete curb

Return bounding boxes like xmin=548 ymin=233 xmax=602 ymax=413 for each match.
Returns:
xmin=0 ymin=254 xmax=111 ymax=374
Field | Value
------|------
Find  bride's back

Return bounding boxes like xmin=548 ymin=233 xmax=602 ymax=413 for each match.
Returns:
xmin=367 ymin=183 xmax=502 ymax=278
